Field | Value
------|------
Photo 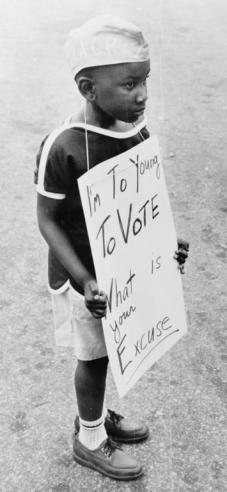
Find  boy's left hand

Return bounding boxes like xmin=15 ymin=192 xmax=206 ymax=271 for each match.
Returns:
xmin=174 ymin=238 xmax=189 ymax=274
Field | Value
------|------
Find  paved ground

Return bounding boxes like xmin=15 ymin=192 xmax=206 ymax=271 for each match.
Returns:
xmin=0 ymin=0 xmax=226 ymax=491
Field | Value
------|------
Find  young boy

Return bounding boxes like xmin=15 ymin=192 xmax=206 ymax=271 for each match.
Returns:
xmin=35 ymin=15 xmax=189 ymax=481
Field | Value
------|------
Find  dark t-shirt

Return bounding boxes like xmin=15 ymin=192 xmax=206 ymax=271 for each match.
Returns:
xmin=35 ymin=119 xmax=150 ymax=294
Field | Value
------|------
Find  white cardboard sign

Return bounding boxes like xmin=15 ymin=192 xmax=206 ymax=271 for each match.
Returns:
xmin=78 ymin=136 xmax=187 ymax=397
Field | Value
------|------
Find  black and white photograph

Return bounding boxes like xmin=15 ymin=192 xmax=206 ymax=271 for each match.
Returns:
xmin=0 ymin=0 xmax=226 ymax=490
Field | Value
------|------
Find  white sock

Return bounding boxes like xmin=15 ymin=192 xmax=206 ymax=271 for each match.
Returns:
xmin=79 ymin=414 xmax=107 ymax=450
xmin=102 ymin=403 xmax=108 ymax=420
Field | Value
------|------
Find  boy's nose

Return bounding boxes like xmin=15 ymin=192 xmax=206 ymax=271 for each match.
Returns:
xmin=136 ymin=84 xmax=147 ymax=104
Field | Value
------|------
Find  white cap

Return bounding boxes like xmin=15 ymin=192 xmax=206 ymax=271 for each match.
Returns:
xmin=65 ymin=15 xmax=150 ymax=78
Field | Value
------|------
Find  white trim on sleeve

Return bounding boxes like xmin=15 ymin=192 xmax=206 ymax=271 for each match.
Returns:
xmin=36 ymin=187 xmax=66 ymax=199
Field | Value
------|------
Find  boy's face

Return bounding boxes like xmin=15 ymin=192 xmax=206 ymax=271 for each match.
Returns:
xmin=91 ymin=60 xmax=150 ymax=123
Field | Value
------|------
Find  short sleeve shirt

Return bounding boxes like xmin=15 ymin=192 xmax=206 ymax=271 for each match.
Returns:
xmin=35 ymin=118 xmax=150 ymax=294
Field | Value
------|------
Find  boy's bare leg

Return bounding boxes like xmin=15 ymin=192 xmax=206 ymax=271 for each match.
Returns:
xmin=74 ymin=356 xmax=108 ymax=421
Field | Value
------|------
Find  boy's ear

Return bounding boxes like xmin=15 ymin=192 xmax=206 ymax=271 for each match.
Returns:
xmin=76 ymin=76 xmax=96 ymax=101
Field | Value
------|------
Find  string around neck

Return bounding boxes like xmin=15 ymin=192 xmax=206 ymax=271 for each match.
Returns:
xmin=84 ymin=102 xmax=90 ymax=172
xmin=132 ymin=121 xmax=145 ymax=142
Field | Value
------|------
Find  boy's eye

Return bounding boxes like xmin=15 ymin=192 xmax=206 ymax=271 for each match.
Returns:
xmin=123 ymin=75 xmax=149 ymax=90
xmin=124 ymin=81 xmax=135 ymax=90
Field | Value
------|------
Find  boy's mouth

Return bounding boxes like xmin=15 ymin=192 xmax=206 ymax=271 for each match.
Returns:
xmin=131 ymin=107 xmax=146 ymax=120
xmin=133 ymin=107 xmax=146 ymax=116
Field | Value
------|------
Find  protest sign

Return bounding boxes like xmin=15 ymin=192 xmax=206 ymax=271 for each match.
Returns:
xmin=78 ymin=136 xmax=187 ymax=397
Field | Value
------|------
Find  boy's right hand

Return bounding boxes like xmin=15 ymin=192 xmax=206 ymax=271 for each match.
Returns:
xmin=84 ymin=279 xmax=107 ymax=319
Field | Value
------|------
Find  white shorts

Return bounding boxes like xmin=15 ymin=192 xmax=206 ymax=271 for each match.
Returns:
xmin=51 ymin=286 xmax=107 ymax=361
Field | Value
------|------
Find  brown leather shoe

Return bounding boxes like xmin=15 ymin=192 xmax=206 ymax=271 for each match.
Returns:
xmin=74 ymin=409 xmax=149 ymax=443
xmin=73 ymin=435 xmax=143 ymax=480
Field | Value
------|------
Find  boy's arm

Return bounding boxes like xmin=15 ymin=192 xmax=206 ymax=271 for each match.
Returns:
xmin=37 ymin=193 xmax=107 ymax=318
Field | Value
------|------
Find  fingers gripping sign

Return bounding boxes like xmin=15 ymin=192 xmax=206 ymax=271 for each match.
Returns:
xmin=174 ymin=238 xmax=190 ymax=274
xmin=84 ymin=279 xmax=107 ymax=318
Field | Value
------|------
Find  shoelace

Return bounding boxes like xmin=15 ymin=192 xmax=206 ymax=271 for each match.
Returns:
xmin=107 ymin=409 xmax=124 ymax=425
xmin=101 ymin=438 xmax=121 ymax=458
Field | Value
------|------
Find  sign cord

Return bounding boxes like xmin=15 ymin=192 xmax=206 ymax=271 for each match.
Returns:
xmin=132 ymin=122 xmax=145 ymax=142
xmin=84 ymin=101 xmax=90 ymax=172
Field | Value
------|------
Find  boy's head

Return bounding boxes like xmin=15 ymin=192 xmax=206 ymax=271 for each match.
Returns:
xmin=65 ymin=15 xmax=150 ymax=123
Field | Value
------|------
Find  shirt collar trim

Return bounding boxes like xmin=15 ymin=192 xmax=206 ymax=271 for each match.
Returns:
xmin=64 ymin=115 xmax=147 ymax=139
